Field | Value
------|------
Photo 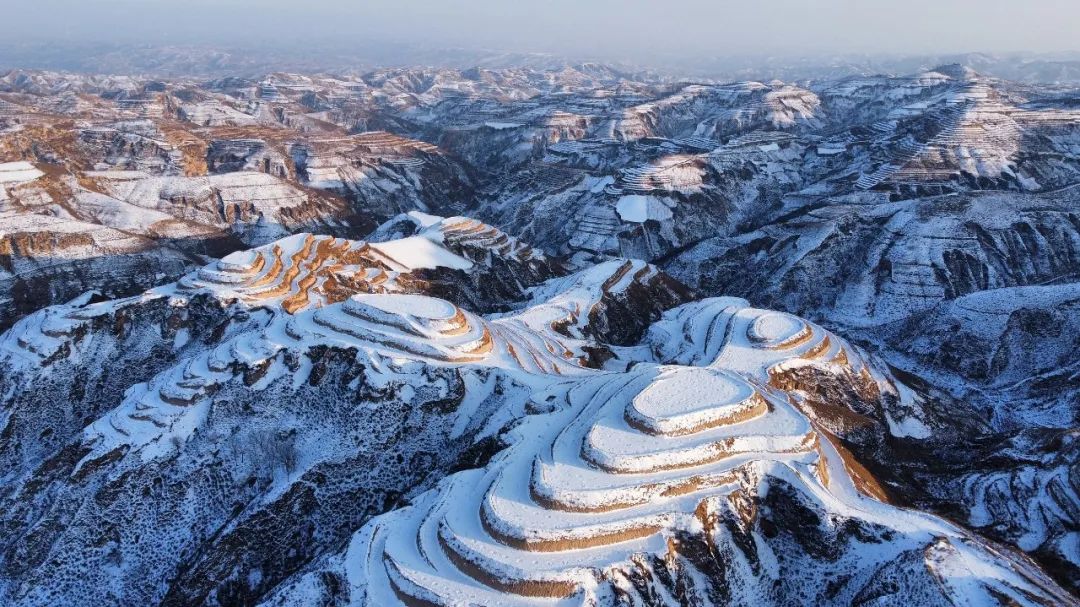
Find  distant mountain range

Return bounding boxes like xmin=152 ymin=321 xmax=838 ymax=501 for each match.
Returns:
xmin=4 ymin=41 xmax=1080 ymax=84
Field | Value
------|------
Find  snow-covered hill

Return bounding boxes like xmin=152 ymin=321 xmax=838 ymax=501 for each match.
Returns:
xmin=0 ymin=220 xmax=1071 ymax=606
xmin=1 ymin=62 xmax=1080 ymax=604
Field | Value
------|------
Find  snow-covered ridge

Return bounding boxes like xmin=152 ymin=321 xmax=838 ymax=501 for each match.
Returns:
xmin=76 ymin=287 xmax=593 ymax=463
xmin=348 ymin=298 xmax=1064 ymax=605
xmin=0 ymin=217 xmax=1074 ymax=604
xmin=0 ymin=217 xmax=549 ymax=370
xmin=58 ymin=232 xmax=684 ymax=465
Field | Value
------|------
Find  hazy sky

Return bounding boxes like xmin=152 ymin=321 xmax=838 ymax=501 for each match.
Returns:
xmin=8 ymin=0 xmax=1080 ymax=60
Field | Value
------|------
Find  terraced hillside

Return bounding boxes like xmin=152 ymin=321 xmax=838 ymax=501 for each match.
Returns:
xmin=0 ymin=213 xmax=1072 ymax=606
xmin=2 ymin=61 xmax=1080 ymax=605
xmin=0 ymin=73 xmax=479 ymax=326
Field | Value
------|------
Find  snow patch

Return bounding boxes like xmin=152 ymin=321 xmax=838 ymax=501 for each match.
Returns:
xmin=616 ymin=195 xmax=673 ymax=223
xmin=0 ymin=161 xmax=44 ymax=184
xmin=370 ymin=236 xmax=474 ymax=271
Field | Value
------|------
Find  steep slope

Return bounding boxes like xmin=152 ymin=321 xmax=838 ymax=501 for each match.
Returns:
xmin=0 ymin=72 xmax=481 ymax=328
xmin=3 ymin=217 xmax=1073 ymax=605
xmin=271 ymin=298 xmax=1071 ymax=606
xmin=664 ymin=70 xmax=1080 ymax=594
xmin=0 ymin=218 xmax=691 ymax=606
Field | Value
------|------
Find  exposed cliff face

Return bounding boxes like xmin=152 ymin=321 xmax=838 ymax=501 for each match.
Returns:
xmin=288 ymin=132 xmax=477 ymax=219
xmin=0 ymin=213 xmax=204 ymax=330
xmin=0 ymin=73 xmax=483 ymax=329
xmin=669 ymin=190 xmax=1080 ymax=324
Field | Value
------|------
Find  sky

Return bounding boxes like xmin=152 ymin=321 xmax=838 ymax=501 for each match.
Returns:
xmin=6 ymin=0 xmax=1080 ymax=62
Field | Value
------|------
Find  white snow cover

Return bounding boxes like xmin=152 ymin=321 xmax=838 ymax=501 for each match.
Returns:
xmin=88 ymin=171 xmax=316 ymax=228
xmin=615 ymin=195 xmax=673 ymax=223
xmin=0 ymin=161 xmax=44 ymax=184
xmin=405 ymin=210 xmax=444 ymax=228
xmin=341 ymin=297 xmax=1054 ymax=605
xmin=1 ymin=224 xmax=1068 ymax=605
xmin=71 ymin=191 xmax=175 ymax=232
xmin=370 ymin=236 xmax=474 ymax=271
